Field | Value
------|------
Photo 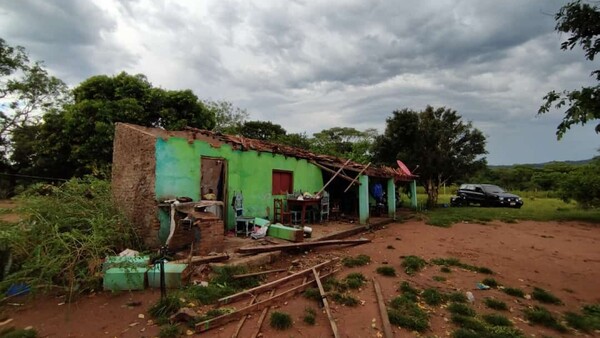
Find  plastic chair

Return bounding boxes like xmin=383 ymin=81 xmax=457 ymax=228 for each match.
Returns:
xmin=232 ymin=191 xmax=254 ymax=236
xmin=320 ymin=191 xmax=330 ymax=222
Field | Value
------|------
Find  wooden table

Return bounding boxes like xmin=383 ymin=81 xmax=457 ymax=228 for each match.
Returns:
xmin=287 ymin=198 xmax=321 ymax=225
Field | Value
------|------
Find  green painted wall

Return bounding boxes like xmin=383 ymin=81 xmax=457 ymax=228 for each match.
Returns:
xmin=387 ymin=178 xmax=396 ymax=219
xmin=359 ymin=175 xmax=369 ymax=225
xmin=154 ymin=136 xmax=324 ymax=242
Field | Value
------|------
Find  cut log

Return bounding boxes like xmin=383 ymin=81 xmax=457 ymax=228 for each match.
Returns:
xmin=218 ymin=259 xmax=338 ymax=305
xmin=232 ymin=268 xmax=287 ymax=279
xmin=313 ymin=268 xmax=340 ymax=338
xmin=236 ymin=239 xmax=370 ymax=254
xmin=196 ymin=269 xmax=339 ymax=333
xmin=171 ymin=253 xmax=229 ymax=265
xmin=373 ymin=277 xmax=393 ymax=338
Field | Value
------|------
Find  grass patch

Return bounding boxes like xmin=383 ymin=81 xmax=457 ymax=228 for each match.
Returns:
xmin=303 ymin=287 xmax=321 ymax=302
xmin=398 ymin=281 xmax=419 ymax=302
xmin=448 ymin=292 xmax=468 ymax=303
xmin=270 ymin=311 xmax=293 ymax=330
xmin=148 ymin=295 xmax=182 ymax=319
xmin=344 ymin=272 xmax=366 ymax=289
xmin=441 ymin=266 xmax=452 ymax=273
xmin=0 ymin=328 xmax=37 ymax=338
xmin=430 ymin=257 xmax=493 ymax=275
xmin=503 ymin=287 xmax=525 ymax=298
xmin=532 ymin=287 xmax=563 ymax=305
xmin=564 ymin=303 xmax=600 ymax=332
xmin=447 ymin=302 xmax=476 ymax=317
xmin=303 ymin=307 xmax=316 ymax=325
xmin=185 ymin=284 xmax=236 ymax=305
xmin=331 ymin=292 xmax=359 ymax=307
xmin=158 ymin=324 xmax=180 ymax=338
xmin=433 ymin=275 xmax=447 ymax=282
xmin=481 ymin=278 xmax=499 ymax=288
xmin=451 ymin=314 xmax=487 ymax=331
xmin=210 ymin=265 xmax=262 ymax=290
xmin=523 ymin=306 xmax=568 ymax=332
xmin=376 ymin=266 xmax=396 ymax=277
xmin=422 ymin=288 xmax=446 ymax=306
xmin=482 ymin=313 xmax=513 ymax=327
xmin=387 ymin=296 xmax=429 ymax=332
xmin=342 ymin=254 xmax=371 ymax=267
xmin=484 ymin=298 xmax=508 ymax=311
xmin=401 ymin=255 xmax=427 ymax=275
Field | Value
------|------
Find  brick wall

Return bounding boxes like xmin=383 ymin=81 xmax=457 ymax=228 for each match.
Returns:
xmin=169 ymin=213 xmax=225 ymax=255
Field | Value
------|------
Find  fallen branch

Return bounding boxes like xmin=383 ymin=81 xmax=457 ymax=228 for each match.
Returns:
xmin=232 ymin=268 xmax=287 ymax=279
xmin=196 ymin=269 xmax=339 ymax=333
xmin=236 ymin=239 xmax=370 ymax=254
xmin=218 ymin=259 xmax=338 ymax=305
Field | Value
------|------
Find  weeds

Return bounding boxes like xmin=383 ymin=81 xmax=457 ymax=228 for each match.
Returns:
xmin=158 ymin=324 xmax=180 ymax=338
xmin=0 ymin=328 xmax=38 ymax=338
xmin=398 ymin=281 xmax=419 ymax=302
xmin=447 ymin=303 xmax=476 ymax=317
xmin=564 ymin=303 xmax=600 ymax=332
xmin=433 ymin=276 xmax=447 ymax=282
xmin=523 ymin=306 xmax=568 ymax=332
xmin=451 ymin=314 xmax=487 ymax=331
xmin=441 ymin=266 xmax=452 ymax=273
xmin=303 ymin=307 xmax=316 ymax=325
xmin=422 ymin=288 xmax=446 ymax=306
xmin=503 ymin=287 xmax=525 ymax=298
xmin=430 ymin=257 xmax=493 ymax=275
xmin=484 ymin=298 xmax=508 ymax=311
xmin=185 ymin=284 xmax=236 ymax=305
xmin=270 ymin=311 xmax=293 ymax=330
xmin=331 ymin=292 xmax=359 ymax=306
xmin=149 ymin=295 xmax=182 ymax=319
xmin=387 ymin=295 xmax=429 ymax=332
xmin=481 ymin=278 xmax=499 ymax=288
xmin=303 ymin=287 xmax=322 ymax=302
xmin=532 ymin=287 xmax=563 ymax=305
xmin=448 ymin=292 xmax=468 ymax=303
xmin=482 ymin=313 xmax=513 ymax=327
xmin=344 ymin=272 xmax=366 ymax=289
xmin=401 ymin=255 xmax=427 ymax=275
xmin=342 ymin=254 xmax=371 ymax=267
xmin=376 ymin=266 xmax=396 ymax=277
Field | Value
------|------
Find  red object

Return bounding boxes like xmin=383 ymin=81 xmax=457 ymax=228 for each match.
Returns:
xmin=396 ymin=160 xmax=412 ymax=176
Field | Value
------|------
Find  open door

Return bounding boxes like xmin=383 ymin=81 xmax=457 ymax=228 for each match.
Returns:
xmin=200 ymin=157 xmax=227 ymax=229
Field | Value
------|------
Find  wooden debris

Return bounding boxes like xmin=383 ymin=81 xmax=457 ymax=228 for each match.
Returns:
xmin=372 ymin=277 xmax=393 ymax=338
xmin=170 ymin=307 xmax=199 ymax=323
xmin=236 ymin=239 xmax=370 ymax=254
xmin=250 ymin=289 xmax=276 ymax=338
xmin=313 ymin=268 xmax=340 ymax=338
xmin=232 ymin=269 xmax=287 ymax=280
xmin=218 ymin=259 xmax=338 ymax=305
xmin=171 ymin=253 xmax=229 ymax=265
xmin=232 ymin=297 xmax=256 ymax=338
xmin=196 ymin=269 xmax=339 ymax=333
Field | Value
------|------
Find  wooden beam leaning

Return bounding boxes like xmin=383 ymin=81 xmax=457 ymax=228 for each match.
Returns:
xmin=317 ymin=158 xmax=352 ymax=195
xmin=196 ymin=268 xmax=340 ymax=333
xmin=236 ymin=239 xmax=371 ymax=255
xmin=372 ymin=277 xmax=393 ymax=338
xmin=313 ymin=268 xmax=340 ymax=338
xmin=343 ymin=162 xmax=371 ymax=193
xmin=217 ymin=259 xmax=338 ymax=305
xmin=310 ymin=161 xmax=360 ymax=184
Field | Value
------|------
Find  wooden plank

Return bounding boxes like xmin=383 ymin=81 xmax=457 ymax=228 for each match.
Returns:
xmin=317 ymin=158 xmax=352 ymax=195
xmin=250 ymin=289 xmax=276 ymax=338
xmin=196 ymin=269 xmax=339 ymax=333
xmin=218 ymin=259 xmax=338 ymax=305
xmin=372 ymin=277 xmax=393 ymax=338
xmin=232 ymin=297 xmax=256 ymax=338
xmin=310 ymin=161 xmax=360 ymax=184
xmin=236 ymin=239 xmax=370 ymax=254
xmin=171 ymin=253 xmax=229 ymax=265
xmin=232 ymin=269 xmax=287 ymax=279
xmin=343 ymin=162 xmax=371 ymax=192
xmin=313 ymin=268 xmax=340 ymax=338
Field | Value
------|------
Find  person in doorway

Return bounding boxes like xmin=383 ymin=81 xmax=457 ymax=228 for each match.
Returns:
xmin=203 ymin=188 xmax=217 ymax=200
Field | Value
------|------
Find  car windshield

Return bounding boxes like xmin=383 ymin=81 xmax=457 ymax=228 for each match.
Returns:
xmin=483 ymin=185 xmax=505 ymax=193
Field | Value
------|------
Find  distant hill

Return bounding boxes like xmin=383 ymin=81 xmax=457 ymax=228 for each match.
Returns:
xmin=489 ymin=157 xmax=596 ymax=169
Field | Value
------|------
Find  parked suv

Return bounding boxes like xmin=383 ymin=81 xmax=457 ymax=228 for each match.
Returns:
xmin=450 ymin=184 xmax=523 ymax=208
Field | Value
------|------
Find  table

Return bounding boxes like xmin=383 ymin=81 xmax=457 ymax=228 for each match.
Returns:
xmin=236 ymin=216 xmax=255 ymax=237
xmin=287 ymin=198 xmax=321 ymax=225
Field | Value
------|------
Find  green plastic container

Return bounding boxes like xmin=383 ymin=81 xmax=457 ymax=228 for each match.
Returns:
xmin=147 ymin=263 xmax=189 ymax=289
xmin=103 ymin=267 xmax=148 ymax=291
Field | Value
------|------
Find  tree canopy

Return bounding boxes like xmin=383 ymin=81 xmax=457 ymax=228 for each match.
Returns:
xmin=372 ymin=106 xmax=487 ymax=208
xmin=539 ymin=0 xmax=600 ymax=138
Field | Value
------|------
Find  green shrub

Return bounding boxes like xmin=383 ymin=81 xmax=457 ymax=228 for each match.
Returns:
xmin=149 ymin=295 xmax=182 ymax=319
xmin=344 ymin=273 xmax=366 ymax=289
xmin=303 ymin=307 xmax=316 ymax=325
xmin=523 ymin=306 xmax=568 ymax=332
xmin=270 ymin=311 xmax=293 ymax=330
xmin=447 ymin=303 xmax=476 ymax=317
xmin=303 ymin=287 xmax=322 ymax=302
xmin=503 ymin=287 xmax=525 ymax=298
xmin=433 ymin=275 xmax=447 ymax=282
xmin=482 ymin=313 xmax=513 ymax=327
xmin=376 ymin=266 xmax=396 ymax=277
xmin=331 ymin=292 xmax=359 ymax=306
xmin=451 ymin=328 xmax=480 ymax=338
xmin=484 ymin=298 xmax=508 ymax=311
xmin=564 ymin=304 xmax=600 ymax=332
xmin=532 ymin=287 xmax=563 ymax=305
xmin=451 ymin=314 xmax=487 ymax=332
xmin=342 ymin=254 xmax=371 ymax=267
xmin=401 ymin=255 xmax=427 ymax=275
xmin=422 ymin=288 xmax=446 ymax=305
xmin=158 ymin=324 xmax=180 ymax=338
xmin=186 ymin=284 xmax=236 ymax=305
xmin=0 ymin=328 xmax=38 ymax=338
xmin=448 ymin=292 xmax=468 ymax=303
xmin=481 ymin=278 xmax=498 ymax=288
xmin=387 ymin=296 xmax=429 ymax=332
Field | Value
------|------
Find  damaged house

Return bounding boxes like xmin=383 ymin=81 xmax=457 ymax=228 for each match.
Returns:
xmin=111 ymin=123 xmax=417 ymax=253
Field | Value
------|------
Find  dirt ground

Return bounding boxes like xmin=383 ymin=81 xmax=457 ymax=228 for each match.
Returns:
xmin=3 ymin=219 xmax=600 ymax=337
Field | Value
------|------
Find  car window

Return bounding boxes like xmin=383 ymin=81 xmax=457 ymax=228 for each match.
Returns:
xmin=483 ymin=185 xmax=505 ymax=193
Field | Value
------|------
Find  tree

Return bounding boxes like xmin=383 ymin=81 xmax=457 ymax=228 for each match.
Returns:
xmin=558 ymin=158 xmax=600 ymax=208
xmin=239 ymin=120 xmax=287 ymax=141
xmin=311 ymin=127 xmax=377 ymax=163
xmin=12 ymin=72 xmax=215 ymax=177
xmin=372 ymin=106 xmax=487 ymax=208
xmin=539 ymin=0 xmax=600 ymax=138
xmin=204 ymin=100 xmax=249 ymax=134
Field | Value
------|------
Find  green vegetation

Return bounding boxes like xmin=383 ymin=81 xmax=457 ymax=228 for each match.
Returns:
xmin=376 ymin=266 xmax=396 ymax=277
xmin=451 ymin=314 xmax=524 ymax=338
xmin=398 ymin=281 xmax=419 ymax=302
xmin=343 ymin=272 xmax=366 ymax=289
xmin=422 ymin=288 xmax=446 ymax=306
xmin=303 ymin=287 xmax=321 ymax=302
xmin=564 ymin=304 xmax=600 ymax=333
xmin=387 ymin=295 xmax=429 ymax=332
xmin=183 ymin=265 xmax=261 ymax=305
xmin=0 ymin=178 xmax=141 ymax=295
xmin=482 ymin=313 xmax=513 ymax=327
xmin=185 ymin=283 xmax=236 ymax=305
xmin=447 ymin=303 xmax=476 ymax=317
xmin=0 ymin=328 xmax=38 ymax=338
xmin=149 ymin=295 xmax=183 ymax=320
xmin=448 ymin=292 xmax=468 ymax=303
xmin=433 ymin=275 xmax=447 ymax=282
xmin=401 ymin=255 xmax=427 ymax=275
xmin=303 ymin=307 xmax=317 ymax=325
xmin=484 ymin=298 xmax=508 ymax=311
xmin=270 ymin=311 xmax=293 ymax=330
xmin=451 ymin=315 xmax=487 ymax=331
xmin=158 ymin=325 xmax=180 ymax=338
xmin=481 ymin=278 xmax=499 ymax=288
xmin=441 ymin=266 xmax=452 ymax=273
xmin=430 ymin=257 xmax=493 ymax=275
xmin=532 ymin=287 xmax=563 ymax=305
xmin=342 ymin=254 xmax=371 ymax=267
xmin=331 ymin=292 xmax=359 ymax=307
xmin=503 ymin=287 xmax=525 ymax=298
xmin=523 ymin=306 xmax=568 ymax=332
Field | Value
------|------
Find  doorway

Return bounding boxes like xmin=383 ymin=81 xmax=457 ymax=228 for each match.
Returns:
xmin=200 ymin=157 xmax=227 ymax=227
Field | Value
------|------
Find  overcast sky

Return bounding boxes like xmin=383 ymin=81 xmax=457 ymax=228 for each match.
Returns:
xmin=1 ymin=0 xmax=598 ymax=165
